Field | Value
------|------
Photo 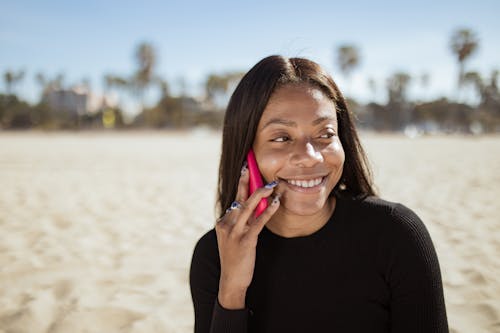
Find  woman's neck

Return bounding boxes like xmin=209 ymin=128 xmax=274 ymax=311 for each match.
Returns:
xmin=265 ymin=196 xmax=336 ymax=238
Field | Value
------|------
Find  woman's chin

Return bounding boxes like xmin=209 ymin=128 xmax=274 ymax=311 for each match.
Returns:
xmin=279 ymin=197 xmax=327 ymax=216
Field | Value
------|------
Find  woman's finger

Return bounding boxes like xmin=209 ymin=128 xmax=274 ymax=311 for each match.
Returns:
xmin=217 ymin=201 xmax=241 ymax=228
xmin=248 ymin=193 xmax=281 ymax=237
xmin=232 ymin=181 xmax=278 ymax=233
xmin=235 ymin=162 xmax=249 ymax=202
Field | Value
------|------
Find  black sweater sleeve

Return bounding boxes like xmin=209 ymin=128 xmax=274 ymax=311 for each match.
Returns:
xmin=386 ymin=204 xmax=449 ymax=333
xmin=189 ymin=230 xmax=249 ymax=333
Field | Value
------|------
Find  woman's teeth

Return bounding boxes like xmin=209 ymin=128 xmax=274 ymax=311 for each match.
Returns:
xmin=286 ymin=177 xmax=323 ymax=188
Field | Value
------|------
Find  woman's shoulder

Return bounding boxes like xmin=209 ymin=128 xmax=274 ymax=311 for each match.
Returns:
xmin=341 ymin=195 xmax=428 ymax=236
xmin=344 ymin=196 xmax=440 ymax=267
xmin=190 ymin=228 xmax=220 ymax=277
xmin=193 ymin=228 xmax=218 ymax=256
xmin=345 ymin=195 xmax=405 ymax=213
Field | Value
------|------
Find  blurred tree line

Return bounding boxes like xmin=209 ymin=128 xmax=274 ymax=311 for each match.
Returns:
xmin=1 ymin=28 xmax=499 ymax=134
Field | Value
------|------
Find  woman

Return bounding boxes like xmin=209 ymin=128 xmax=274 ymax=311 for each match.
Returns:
xmin=190 ymin=55 xmax=448 ymax=332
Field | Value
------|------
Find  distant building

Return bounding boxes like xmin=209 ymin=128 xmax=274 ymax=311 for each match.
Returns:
xmin=44 ymin=86 xmax=118 ymax=116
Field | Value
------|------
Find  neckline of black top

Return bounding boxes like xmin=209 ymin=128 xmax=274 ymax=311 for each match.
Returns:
xmin=261 ymin=195 xmax=347 ymax=243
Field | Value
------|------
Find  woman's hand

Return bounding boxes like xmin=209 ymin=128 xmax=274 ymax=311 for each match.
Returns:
xmin=215 ymin=164 xmax=280 ymax=309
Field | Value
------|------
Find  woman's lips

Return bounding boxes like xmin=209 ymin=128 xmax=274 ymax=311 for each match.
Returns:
xmin=278 ymin=175 xmax=328 ymax=193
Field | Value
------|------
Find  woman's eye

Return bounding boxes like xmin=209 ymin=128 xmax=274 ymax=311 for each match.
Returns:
xmin=272 ymin=136 xmax=290 ymax=142
xmin=320 ymin=131 xmax=335 ymax=139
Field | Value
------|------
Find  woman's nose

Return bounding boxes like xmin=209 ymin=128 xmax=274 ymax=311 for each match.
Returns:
xmin=291 ymin=140 xmax=324 ymax=167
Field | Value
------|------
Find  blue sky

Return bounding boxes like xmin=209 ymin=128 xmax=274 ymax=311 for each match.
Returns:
xmin=1 ymin=0 xmax=499 ymax=115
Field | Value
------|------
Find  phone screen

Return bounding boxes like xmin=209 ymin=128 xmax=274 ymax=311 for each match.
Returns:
xmin=246 ymin=149 xmax=268 ymax=217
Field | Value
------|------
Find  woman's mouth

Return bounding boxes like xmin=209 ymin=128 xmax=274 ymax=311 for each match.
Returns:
xmin=278 ymin=175 xmax=328 ymax=193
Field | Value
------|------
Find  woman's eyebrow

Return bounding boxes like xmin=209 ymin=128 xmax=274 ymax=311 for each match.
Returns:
xmin=312 ymin=116 xmax=336 ymax=126
xmin=262 ymin=118 xmax=296 ymax=129
xmin=261 ymin=116 xmax=336 ymax=130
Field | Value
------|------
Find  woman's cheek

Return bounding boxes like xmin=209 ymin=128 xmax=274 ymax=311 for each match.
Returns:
xmin=323 ymin=140 xmax=345 ymax=164
xmin=325 ymin=139 xmax=343 ymax=154
xmin=258 ymin=150 xmax=286 ymax=183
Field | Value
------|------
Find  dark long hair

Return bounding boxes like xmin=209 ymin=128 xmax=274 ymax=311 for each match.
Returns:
xmin=216 ymin=55 xmax=375 ymax=218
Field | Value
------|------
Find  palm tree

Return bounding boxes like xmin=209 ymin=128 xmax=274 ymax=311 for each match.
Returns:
xmin=450 ymin=28 xmax=479 ymax=89
xmin=3 ymin=70 xmax=25 ymax=95
xmin=158 ymin=79 xmax=169 ymax=99
xmin=463 ymin=71 xmax=482 ymax=102
xmin=104 ymin=74 xmax=128 ymax=92
xmin=464 ymin=70 xmax=500 ymax=109
xmin=205 ymin=71 xmax=244 ymax=109
xmin=35 ymin=72 xmax=64 ymax=95
xmin=35 ymin=72 xmax=47 ymax=94
xmin=335 ymin=44 xmax=360 ymax=94
xmin=133 ymin=42 xmax=157 ymax=110
xmin=387 ymin=72 xmax=411 ymax=104
xmin=133 ymin=42 xmax=159 ymax=127
xmin=386 ymin=72 xmax=412 ymax=129
xmin=205 ymin=74 xmax=228 ymax=104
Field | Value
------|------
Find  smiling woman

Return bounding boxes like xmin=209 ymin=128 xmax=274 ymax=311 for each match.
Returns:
xmin=189 ymin=55 xmax=449 ymax=333
xmin=253 ymin=84 xmax=345 ymax=236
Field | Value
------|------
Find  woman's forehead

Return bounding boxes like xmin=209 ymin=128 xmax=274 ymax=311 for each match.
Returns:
xmin=268 ymin=83 xmax=328 ymax=103
xmin=261 ymin=85 xmax=337 ymax=122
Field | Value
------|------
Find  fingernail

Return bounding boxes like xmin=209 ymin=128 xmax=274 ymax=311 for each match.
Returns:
xmin=241 ymin=161 xmax=248 ymax=175
xmin=272 ymin=193 xmax=281 ymax=205
xmin=264 ymin=180 xmax=279 ymax=189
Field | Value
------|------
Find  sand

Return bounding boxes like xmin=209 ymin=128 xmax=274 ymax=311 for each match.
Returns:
xmin=0 ymin=131 xmax=498 ymax=333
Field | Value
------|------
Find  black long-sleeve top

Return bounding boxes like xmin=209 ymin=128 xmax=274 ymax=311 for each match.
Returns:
xmin=190 ymin=196 xmax=449 ymax=332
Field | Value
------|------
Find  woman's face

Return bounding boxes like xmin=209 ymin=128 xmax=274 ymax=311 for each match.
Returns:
xmin=253 ymin=84 xmax=345 ymax=216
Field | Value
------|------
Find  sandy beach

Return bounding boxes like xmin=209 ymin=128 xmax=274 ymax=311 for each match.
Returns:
xmin=0 ymin=131 xmax=499 ymax=333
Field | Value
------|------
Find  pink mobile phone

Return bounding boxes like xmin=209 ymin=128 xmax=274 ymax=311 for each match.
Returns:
xmin=246 ymin=149 xmax=268 ymax=218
